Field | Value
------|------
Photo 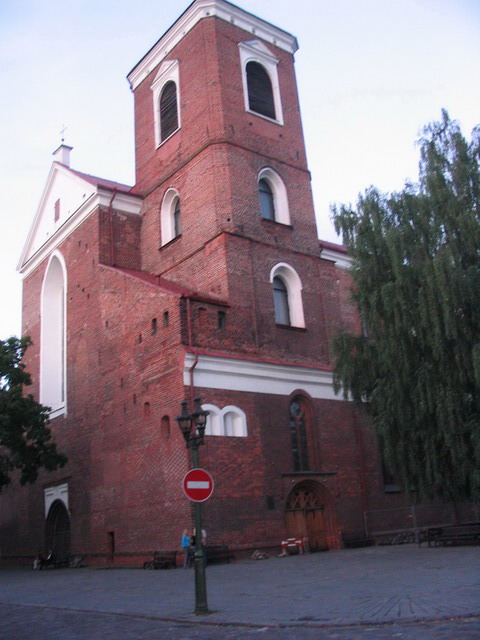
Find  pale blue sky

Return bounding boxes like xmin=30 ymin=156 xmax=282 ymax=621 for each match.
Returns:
xmin=1 ymin=0 xmax=479 ymax=339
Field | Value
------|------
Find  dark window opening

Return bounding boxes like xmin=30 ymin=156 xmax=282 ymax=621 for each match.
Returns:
xmin=163 ymin=311 xmax=169 ymax=327
xmin=289 ymin=398 xmax=309 ymax=471
xmin=382 ymin=461 xmax=402 ymax=492
xmin=160 ymin=81 xmax=178 ymax=141
xmin=151 ymin=318 xmax=157 ymax=335
xmin=218 ymin=311 xmax=226 ymax=330
xmin=108 ymin=531 xmax=115 ymax=560
xmin=273 ymin=276 xmax=290 ymax=325
xmin=259 ymin=179 xmax=275 ymax=220
xmin=161 ymin=415 xmax=171 ymax=440
xmin=246 ymin=62 xmax=275 ymax=120
xmin=54 ymin=198 xmax=60 ymax=222
xmin=173 ymin=198 xmax=181 ymax=237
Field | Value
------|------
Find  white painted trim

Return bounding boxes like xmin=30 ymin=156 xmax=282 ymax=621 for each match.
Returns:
xmin=269 ymin=262 xmax=305 ymax=328
xmin=258 ymin=167 xmax=290 ymax=224
xmin=44 ymin=483 xmax=69 ymax=518
xmin=127 ymin=0 xmax=298 ymax=91
xmin=202 ymin=403 xmax=247 ymax=436
xmin=184 ymin=354 xmax=344 ymax=401
xmin=320 ymin=247 xmax=352 ymax=270
xmin=151 ymin=60 xmax=181 ymax=148
xmin=239 ymin=40 xmax=283 ymax=125
xmin=160 ymin=188 xmax=180 ymax=245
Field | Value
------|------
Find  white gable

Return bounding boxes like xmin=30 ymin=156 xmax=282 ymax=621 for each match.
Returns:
xmin=18 ymin=163 xmax=142 ymax=277
xmin=18 ymin=164 xmax=97 ymax=273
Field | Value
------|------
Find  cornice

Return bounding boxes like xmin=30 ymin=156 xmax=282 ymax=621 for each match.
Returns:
xmin=183 ymin=353 xmax=343 ymax=401
xmin=320 ymin=247 xmax=352 ymax=270
xmin=127 ymin=0 xmax=298 ymax=91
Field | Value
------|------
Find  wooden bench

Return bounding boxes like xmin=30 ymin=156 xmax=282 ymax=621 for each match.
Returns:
xmin=205 ymin=544 xmax=234 ymax=564
xmin=426 ymin=523 xmax=480 ymax=547
xmin=143 ymin=550 xmax=177 ymax=569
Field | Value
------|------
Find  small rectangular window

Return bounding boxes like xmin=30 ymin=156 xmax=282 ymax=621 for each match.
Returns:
xmin=54 ymin=199 xmax=60 ymax=222
xmin=151 ymin=318 xmax=157 ymax=335
xmin=163 ymin=311 xmax=169 ymax=327
xmin=218 ymin=311 xmax=226 ymax=330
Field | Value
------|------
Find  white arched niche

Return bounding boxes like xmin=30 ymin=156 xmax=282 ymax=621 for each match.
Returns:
xmin=40 ymin=252 xmax=67 ymax=417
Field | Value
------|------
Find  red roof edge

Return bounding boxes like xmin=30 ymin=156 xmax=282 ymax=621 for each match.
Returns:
xmin=63 ymin=165 xmax=139 ymax=196
xmin=319 ymin=239 xmax=347 ymax=254
xmin=102 ymin=265 xmax=229 ymax=306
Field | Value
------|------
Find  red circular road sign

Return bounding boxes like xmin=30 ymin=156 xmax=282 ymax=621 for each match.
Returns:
xmin=183 ymin=468 xmax=214 ymax=502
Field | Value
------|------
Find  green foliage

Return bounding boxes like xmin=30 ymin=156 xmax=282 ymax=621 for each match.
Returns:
xmin=332 ymin=111 xmax=480 ymax=501
xmin=0 ymin=336 xmax=67 ymax=491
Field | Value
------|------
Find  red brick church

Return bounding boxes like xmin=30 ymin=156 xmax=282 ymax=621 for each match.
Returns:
xmin=1 ymin=0 xmax=465 ymax=565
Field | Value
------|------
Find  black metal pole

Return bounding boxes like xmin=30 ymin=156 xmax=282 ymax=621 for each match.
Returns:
xmin=191 ymin=443 xmax=209 ymax=615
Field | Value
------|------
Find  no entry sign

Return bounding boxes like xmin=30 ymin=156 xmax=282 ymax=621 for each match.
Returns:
xmin=183 ymin=468 xmax=214 ymax=502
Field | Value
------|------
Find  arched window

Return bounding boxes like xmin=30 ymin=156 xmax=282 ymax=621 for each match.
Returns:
xmin=202 ymin=404 xmax=247 ymax=437
xmin=150 ymin=59 xmax=180 ymax=147
xmin=246 ymin=61 xmax=275 ymax=120
xmin=269 ymin=263 xmax=305 ymax=328
xmin=160 ymin=81 xmax=178 ymax=141
xmin=258 ymin=179 xmax=275 ymax=220
xmin=289 ymin=397 xmax=310 ymax=471
xmin=257 ymin=168 xmax=290 ymax=224
xmin=239 ymin=40 xmax=283 ymax=125
xmin=41 ymin=253 xmax=67 ymax=417
xmin=160 ymin=189 xmax=181 ymax=246
xmin=273 ymin=276 xmax=290 ymax=325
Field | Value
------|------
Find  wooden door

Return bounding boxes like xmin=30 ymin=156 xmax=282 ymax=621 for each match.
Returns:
xmin=285 ymin=485 xmax=327 ymax=551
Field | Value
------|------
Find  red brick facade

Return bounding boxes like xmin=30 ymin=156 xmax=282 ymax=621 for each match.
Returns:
xmin=1 ymin=1 xmax=468 ymax=566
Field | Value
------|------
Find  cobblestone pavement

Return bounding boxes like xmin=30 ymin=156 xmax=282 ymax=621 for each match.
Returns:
xmin=1 ymin=604 xmax=479 ymax=640
xmin=0 ymin=545 xmax=479 ymax=639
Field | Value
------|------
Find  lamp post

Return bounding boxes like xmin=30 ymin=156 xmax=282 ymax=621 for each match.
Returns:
xmin=176 ymin=397 xmax=210 ymax=615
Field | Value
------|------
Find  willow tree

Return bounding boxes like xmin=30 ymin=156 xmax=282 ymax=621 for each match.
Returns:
xmin=0 ymin=336 xmax=67 ymax=490
xmin=332 ymin=111 xmax=480 ymax=501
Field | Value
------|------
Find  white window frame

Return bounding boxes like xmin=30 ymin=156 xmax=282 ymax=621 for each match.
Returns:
xmin=160 ymin=188 xmax=181 ymax=246
xmin=40 ymin=251 xmax=67 ymax=417
xmin=202 ymin=404 xmax=247 ymax=437
xmin=151 ymin=59 xmax=180 ymax=148
xmin=258 ymin=167 xmax=290 ymax=225
xmin=269 ymin=262 xmax=305 ymax=328
xmin=239 ymin=40 xmax=283 ymax=125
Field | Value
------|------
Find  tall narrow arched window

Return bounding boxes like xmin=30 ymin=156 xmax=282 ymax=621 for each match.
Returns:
xmin=41 ymin=253 xmax=67 ymax=417
xmin=160 ymin=81 xmax=178 ymax=142
xmin=289 ymin=398 xmax=310 ymax=471
xmin=246 ymin=62 xmax=275 ymax=120
xmin=269 ymin=263 xmax=305 ymax=328
xmin=160 ymin=189 xmax=181 ymax=246
xmin=257 ymin=168 xmax=290 ymax=224
xmin=258 ymin=179 xmax=275 ymax=220
xmin=273 ymin=276 xmax=290 ymax=325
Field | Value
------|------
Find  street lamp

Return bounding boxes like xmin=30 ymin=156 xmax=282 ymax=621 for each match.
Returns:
xmin=176 ymin=397 xmax=210 ymax=615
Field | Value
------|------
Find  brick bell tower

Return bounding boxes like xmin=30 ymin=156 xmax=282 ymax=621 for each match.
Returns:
xmin=125 ymin=0 xmax=346 ymax=552
xmin=127 ymin=0 xmax=331 ymax=367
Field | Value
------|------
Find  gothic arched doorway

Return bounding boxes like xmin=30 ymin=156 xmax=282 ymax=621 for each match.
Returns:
xmin=45 ymin=500 xmax=71 ymax=559
xmin=285 ymin=482 xmax=329 ymax=551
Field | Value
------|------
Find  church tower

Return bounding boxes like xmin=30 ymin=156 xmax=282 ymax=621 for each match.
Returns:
xmin=4 ymin=0 xmax=417 ymax=566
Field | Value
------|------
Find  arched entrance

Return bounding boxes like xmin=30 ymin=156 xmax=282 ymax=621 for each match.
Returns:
xmin=285 ymin=482 xmax=330 ymax=551
xmin=45 ymin=499 xmax=71 ymax=559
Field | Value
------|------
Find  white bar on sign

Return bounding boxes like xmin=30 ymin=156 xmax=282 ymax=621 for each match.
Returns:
xmin=187 ymin=481 xmax=209 ymax=489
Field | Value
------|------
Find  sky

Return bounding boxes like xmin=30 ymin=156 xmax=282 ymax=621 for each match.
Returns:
xmin=1 ymin=0 xmax=479 ymax=340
